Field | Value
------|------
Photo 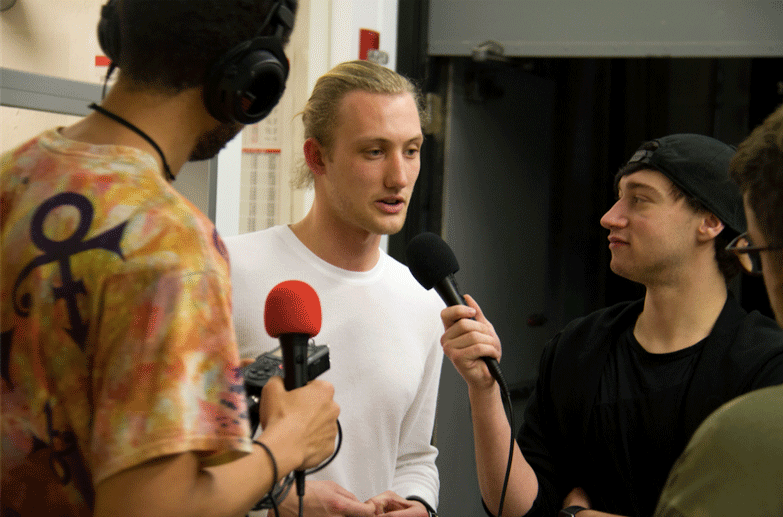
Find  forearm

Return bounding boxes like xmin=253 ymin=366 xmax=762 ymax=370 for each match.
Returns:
xmin=200 ymin=423 xmax=306 ymax=517
xmin=94 ymin=423 xmax=305 ymax=517
xmin=393 ymin=449 xmax=440 ymax=508
xmin=93 ymin=449 xmax=272 ymax=517
xmin=196 ymin=444 xmax=280 ymax=517
xmin=469 ymin=383 xmax=538 ymax=516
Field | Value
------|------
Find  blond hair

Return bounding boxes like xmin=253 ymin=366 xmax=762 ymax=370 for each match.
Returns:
xmin=292 ymin=60 xmax=425 ymax=189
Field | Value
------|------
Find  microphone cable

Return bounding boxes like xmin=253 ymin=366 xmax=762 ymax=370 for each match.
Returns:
xmin=405 ymin=232 xmax=517 ymax=517
xmin=251 ymin=419 xmax=343 ymax=517
xmin=490 ymin=363 xmax=514 ymax=517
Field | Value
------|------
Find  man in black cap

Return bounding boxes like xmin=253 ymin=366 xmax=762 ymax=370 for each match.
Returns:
xmin=439 ymin=134 xmax=783 ymax=517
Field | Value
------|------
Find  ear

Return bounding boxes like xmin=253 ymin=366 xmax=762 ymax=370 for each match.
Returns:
xmin=697 ymin=213 xmax=725 ymax=242
xmin=303 ymin=138 xmax=327 ymax=176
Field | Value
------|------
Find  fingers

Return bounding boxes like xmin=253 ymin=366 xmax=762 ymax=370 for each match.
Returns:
xmin=440 ymin=296 xmax=499 ymax=358
xmin=440 ymin=294 xmax=493 ymax=330
xmin=439 ymin=294 xmax=502 ymax=388
xmin=369 ymin=498 xmax=429 ymax=516
xmin=440 ymin=303 xmax=476 ymax=329
xmin=443 ymin=334 xmax=500 ymax=362
xmin=294 ymin=481 xmax=376 ymax=517
xmin=258 ymin=376 xmax=340 ymax=471
xmin=297 ymin=381 xmax=340 ymax=469
xmin=366 ymin=491 xmax=419 ymax=516
xmin=258 ymin=376 xmax=285 ymax=422
xmin=463 ymin=294 xmax=488 ymax=323
xmin=305 ymin=378 xmax=336 ymax=399
xmin=339 ymin=499 xmax=376 ymax=517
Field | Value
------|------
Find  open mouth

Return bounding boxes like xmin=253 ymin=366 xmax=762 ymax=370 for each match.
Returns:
xmin=376 ymin=198 xmax=405 ymax=213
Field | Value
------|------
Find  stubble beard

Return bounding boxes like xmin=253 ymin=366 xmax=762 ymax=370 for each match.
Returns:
xmin=189 ymin=121 xmax=244 ymax=161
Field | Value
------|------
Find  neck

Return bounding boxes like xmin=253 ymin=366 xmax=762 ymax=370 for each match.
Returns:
xmin=290 ymin=207 xmax=382 ymax=272
xmin=61 ymin=78 xmax=210 ymax=180
xmin=634 ymin=262 xmax=727 ymax=354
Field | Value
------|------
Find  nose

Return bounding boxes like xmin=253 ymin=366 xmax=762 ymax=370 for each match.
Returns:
xmin=384 ymin=150 xmax=414 ymax=189
xmin=600 ymin=199 xmax=627 ymax=230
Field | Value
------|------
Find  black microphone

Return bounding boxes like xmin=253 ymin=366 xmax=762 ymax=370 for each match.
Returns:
xmin=405 ymin=232 xmax=507 ymax=392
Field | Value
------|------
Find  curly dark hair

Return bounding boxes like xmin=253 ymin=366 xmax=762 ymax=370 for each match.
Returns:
xmin=729 ymin=104 xmax=783 ymax=249
xmin=111 ymin=0 xmax=296 ymax=92
xmin=614 ymin=152 xmax=742 ymax=283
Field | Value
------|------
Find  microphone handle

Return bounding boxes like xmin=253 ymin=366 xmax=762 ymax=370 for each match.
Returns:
xmin=279 ymin=333 xmax=310 ymax=391
xmin=434 ymin=275 xmax=466 ymax=307
xmin=279 ymin=333 xmax=310 ymax=496
xmin=435 ymin=276 xmax=508 ymax=393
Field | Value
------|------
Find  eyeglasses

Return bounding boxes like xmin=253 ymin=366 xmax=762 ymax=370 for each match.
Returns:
xmin=725 ymin=232 xmax=783 ymax=276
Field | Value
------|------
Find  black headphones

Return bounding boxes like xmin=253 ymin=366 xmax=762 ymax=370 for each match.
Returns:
xmin=98 ymin=0 xmax=295 ymax=125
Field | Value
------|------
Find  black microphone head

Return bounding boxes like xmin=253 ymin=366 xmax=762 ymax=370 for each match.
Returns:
xmin=405 ymin=231 xmax=460 ymax=290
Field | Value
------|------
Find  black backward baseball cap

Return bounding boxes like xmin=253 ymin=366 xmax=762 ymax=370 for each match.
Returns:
xmin=623 ymin=133 xmax=746 ymax=235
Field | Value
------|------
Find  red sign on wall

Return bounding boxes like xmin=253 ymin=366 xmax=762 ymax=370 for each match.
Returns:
xmin=359 ymin=29 xmax=380 ymax=60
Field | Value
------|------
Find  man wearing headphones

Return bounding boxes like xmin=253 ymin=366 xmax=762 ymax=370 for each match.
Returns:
xmin=0 ymin=1 xmax=338 ymax=516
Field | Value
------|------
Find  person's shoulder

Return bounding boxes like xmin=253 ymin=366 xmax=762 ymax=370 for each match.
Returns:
xmin=742 ymin=308 xmax=783 ymax=332
xmin=695 ymin=384 xmax=783 ymax=442
xmin=544 ymin=299 xmax=642 ymax=358
xmin=2 ymin=129 xmax=74 ymax=183
xmin=560 ymin=299 xmax=641 ymax=335
xmin=734 ymin=308 xmax=783 ymax=347
xmin=126 ymin=191 xmax=226 ymax=270
xmin=383 ymin=253 xmax=445 ymax=308
xmin=222 ymin=225 xmax=280 ymax=247
xmin=2 ymin=130 xmax=49 ymax=160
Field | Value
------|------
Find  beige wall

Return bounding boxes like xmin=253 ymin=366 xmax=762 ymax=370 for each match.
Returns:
xmin=1 ymin=1 xmax=105 ymax=151
xmin=1 ymin=0 xmax=399 ymax=234
xmin=1 ymin=0 xmax=106 ymax=83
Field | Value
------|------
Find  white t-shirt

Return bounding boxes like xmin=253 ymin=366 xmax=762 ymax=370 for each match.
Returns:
xmin=225 ymin=225 xmax=444 ymax=508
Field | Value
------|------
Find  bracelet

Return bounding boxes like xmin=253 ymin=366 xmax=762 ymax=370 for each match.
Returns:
xmin=406 ymin=496 xmax=438 ymax=516
xmin=253 ymin=440 xmax=278 ymax=492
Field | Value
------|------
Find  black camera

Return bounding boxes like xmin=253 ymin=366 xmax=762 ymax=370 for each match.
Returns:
xmin=243 ymin=342 xmax=330 ymax=433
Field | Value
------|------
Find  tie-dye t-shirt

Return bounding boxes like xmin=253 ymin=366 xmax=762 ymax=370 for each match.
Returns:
xmin=1 ymin=129 xmax=252 ymax=516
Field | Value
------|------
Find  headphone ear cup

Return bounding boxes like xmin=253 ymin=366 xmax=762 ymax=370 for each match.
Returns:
xmin=97 ymin=0 xmax=121 ymax=63
xmin=203 ymin=37 xmax=289 ymax=125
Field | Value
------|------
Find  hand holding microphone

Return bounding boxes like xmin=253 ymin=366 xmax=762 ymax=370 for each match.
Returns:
xmin=406 ymin=232 xmax=508 ymax=393
xmin=261 ymin=281 xmax=339 ymax=492
xmin=259 ymin=376 xmax=338 ymax=472
xmin=440 ymin=293 xmax=504 ymax=390
xmin=406 ymin=232 xmax=514 ymax=517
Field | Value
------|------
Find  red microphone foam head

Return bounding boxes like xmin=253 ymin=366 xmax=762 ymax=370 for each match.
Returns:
xmin=264 ymin=280 xmax=322 ymax=338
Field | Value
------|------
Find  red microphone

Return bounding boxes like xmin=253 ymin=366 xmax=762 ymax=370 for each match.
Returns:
xmin=264 ymin=280 xmax=323 ymax=497
xmin=264 ymin=280 xmax=322 ymax=391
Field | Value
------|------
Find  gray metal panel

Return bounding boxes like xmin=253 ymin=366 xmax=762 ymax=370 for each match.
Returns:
xmin=207 ymin=156 xmax=218 ymax=222
xmin=1 ymin=68 xmax=103 ymax=116
xmin=436 ymin=58 xmax=556 ymax=516
xmin=0 ymin=67 xmax=219 ymax=224
xmin=429 ymin=1 xmax=783 ymax=57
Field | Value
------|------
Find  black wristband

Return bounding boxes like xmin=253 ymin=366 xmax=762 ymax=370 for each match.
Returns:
xmin=253 ymin=440 xmax=278 ymax=493
xmin=559 ymin=505 xmax=588 ymax=517
xmin=407 ymin=496 xmax=438 ymax=516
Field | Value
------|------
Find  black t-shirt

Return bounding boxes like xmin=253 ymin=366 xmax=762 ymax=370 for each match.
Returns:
xmin=584 ymin=327 xmax=706 ymax=516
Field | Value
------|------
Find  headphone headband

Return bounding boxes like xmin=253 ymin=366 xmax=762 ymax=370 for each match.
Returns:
xmin=97 ymin=0 xmax=296 ymax=124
